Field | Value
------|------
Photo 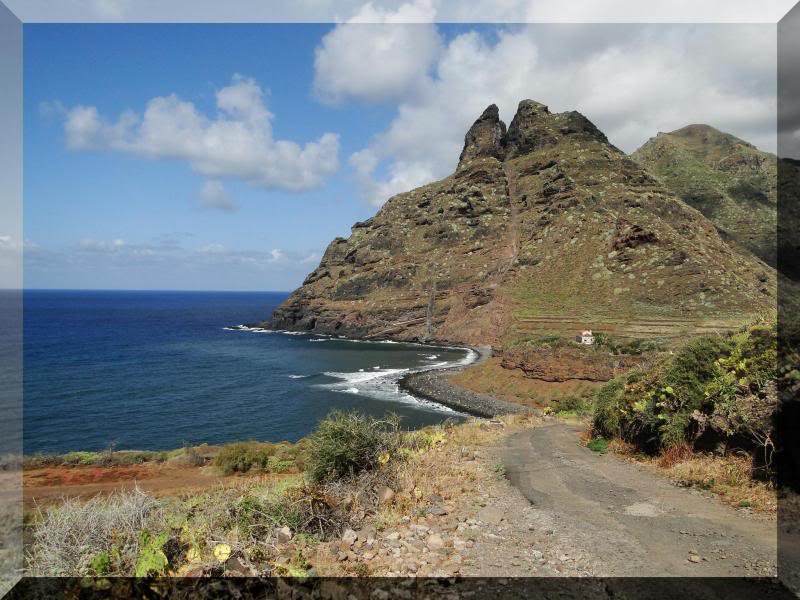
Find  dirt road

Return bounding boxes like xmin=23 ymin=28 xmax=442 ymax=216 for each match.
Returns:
xmin=499 ymin=422 xmax=776 ymax=577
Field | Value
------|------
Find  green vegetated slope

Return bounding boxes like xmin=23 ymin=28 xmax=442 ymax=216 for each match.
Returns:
xmin=631 ymin=124 xmax=777 ymax=268
xmin=593 ymin=321 xmax=777 ymax=469
xmin=270 ymin=102 xmax=776 ymax=346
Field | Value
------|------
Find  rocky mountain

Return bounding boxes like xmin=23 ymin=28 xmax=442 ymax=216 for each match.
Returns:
xmin=631 ymin=125 xmax=777 ymax=268
xmin=268 ymin=101 xmax=776 ymax=346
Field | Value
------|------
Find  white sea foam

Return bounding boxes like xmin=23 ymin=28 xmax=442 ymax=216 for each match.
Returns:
xmin=323 ymin=368 xmax=407 ymax=384
xmin=224 ymin=324 xmax=274 ymax=333
xmin=317 ymin=365 xmax=460 ymax=414
xmin=228 ymin=323 xmax=478 ymax=414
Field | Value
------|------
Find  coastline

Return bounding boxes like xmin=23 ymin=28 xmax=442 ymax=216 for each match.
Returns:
xmin=399 ymin=344 xmax=530 ymax=418
xmin=240 ymin=323 xmax=528 ymax=418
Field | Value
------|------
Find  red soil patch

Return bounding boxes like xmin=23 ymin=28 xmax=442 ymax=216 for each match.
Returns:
xmin=23 ymin=462 xmax=250 ymax=506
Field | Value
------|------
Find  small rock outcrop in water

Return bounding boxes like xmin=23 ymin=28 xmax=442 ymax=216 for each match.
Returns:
xmin=268 ymin=101 xmax=776 ymax=346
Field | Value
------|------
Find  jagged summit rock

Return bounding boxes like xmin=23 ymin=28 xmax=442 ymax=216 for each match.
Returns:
xmin=459 ymin=104 xmax=506 ymax=165
xmin=459 ymin=100 xmax=613 ymax=166
xmin=502 ymin=100 xmax=610 ymax=159
xmin=632 ymin=124 xmax=777 ymax=267
xmin=268 ymin=101 xmax=775 ymax=346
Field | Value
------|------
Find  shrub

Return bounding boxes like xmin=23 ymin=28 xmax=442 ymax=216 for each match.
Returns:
xmin=307 ymin=411 xmax=400 ymax=483
xmin=212 ymin=441 xmax=307 ymax=475
xmin=213 ymin=441 xmax=276 ymax=475
xmin=592 ymin=376 xmax=628 ymax=439
xmin=592 ymin=322 xmax=777 ymax=466
xmin=27 ymin=487 xmax=163 ymax=576
xmin=177 ymin=445 xmax=207 ymax=467
xmin=550 ymin=392 xmax=594 ymax=416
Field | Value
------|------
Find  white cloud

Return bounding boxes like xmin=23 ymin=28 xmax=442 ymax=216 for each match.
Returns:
xmin=0 ymin=235 xmax=21 ymax=252
xmin=324 ymin=24 xmax=777 ymax=205
xmin=269 ymin=248 xmax=286 ymax=262
xmin=59 ymin=74 xmax=340 ymax=192
xmin=301 ymin=252 xmax=322 ymax=264
xmin=313 ymin=1 xmax=441 ymax=104
xmin=50 ymin=236 xmax=318 ymax=270
xmin=91 ymin=0 xmax=131 ymax=20
xmin=196 ymin=244 xmax=289 ymax=266
xmin=8 ymin=0 xmax=796 ymax=24
xmin=77 ymin=238 xmax=165 ymax=257
xmin=199 ymin=180 xmax=237 ymax=212
xmin=198 ymin=243 xmax=226 ymax=254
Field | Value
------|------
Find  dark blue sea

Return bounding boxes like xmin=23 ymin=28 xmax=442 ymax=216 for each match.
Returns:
xmin=23 ymin=290 xmax=470 ymax=454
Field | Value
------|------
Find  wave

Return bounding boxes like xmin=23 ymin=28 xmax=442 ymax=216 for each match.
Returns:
xmin=223 ymin=324 xmax=273 ymax=333
xmin=317 ymin=362 xmax=465 ymax=414
xmin=226 ymin=323 xmax=479 ymax=414
xmin=224 ymin=325 xmax=314 ymax=336
xmin=323 ymin=368 xmax=408 ymax=384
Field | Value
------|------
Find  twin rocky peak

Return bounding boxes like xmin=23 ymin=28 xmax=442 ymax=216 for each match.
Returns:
xmin=268 ymin=100 xmax=776 ymax=346
xmin=459 ymin=100 xmax=609 ymax=165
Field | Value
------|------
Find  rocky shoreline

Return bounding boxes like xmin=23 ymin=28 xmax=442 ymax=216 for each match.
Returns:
xmin=400 ymin=345 xmax=530 ymax=418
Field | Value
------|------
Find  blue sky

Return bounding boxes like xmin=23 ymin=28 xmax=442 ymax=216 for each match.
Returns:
xmin=21 ymin=19 xmax=777 ymax=291
xmin=24 ymin=24 xmax=394 ymax=290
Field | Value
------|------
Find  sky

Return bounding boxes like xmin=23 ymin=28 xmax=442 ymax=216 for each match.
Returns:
xmin=19 ymin=11 xmax=779 ymax=291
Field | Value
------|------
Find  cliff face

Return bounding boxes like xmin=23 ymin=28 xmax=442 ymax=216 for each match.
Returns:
xmin=631 ymin=124 xmax=777 ymax=268
xmin=269 ymin=101 xmax=776 ymax=346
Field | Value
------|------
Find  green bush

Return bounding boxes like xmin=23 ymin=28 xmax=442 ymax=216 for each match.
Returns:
xmin=213 ymin=440 xmax=307 ymax=475
xmin=213 ymin=441 xmax=276 ymax=474
xmin=307 ymin=411 xmax=400 ymax=483
xmin=593 ymin=376 xmax=628 ymax=438
xmin=550 ymin=392 xmax=594 ymax=416
xmin=592 ymin=322 xmax=776 ymax=458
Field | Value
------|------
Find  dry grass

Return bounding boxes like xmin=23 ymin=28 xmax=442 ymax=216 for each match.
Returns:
xmin=26 ymin=486 xmax=162 ymax=576
xmin=604 ymin=442 xmax=777 ymax=514
xmin=607 ymin=437 xmax=637 ymax=457
xmin=657 ymin=443 xmax=695 ymax=469
xmin=599 ymin=436 xmax=776 ymax=513
xmin=660 ymin=453 xmax=776 ymax=513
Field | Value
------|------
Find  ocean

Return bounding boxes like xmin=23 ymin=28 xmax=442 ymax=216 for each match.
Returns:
xmin=22 ymin=290 xmax=470 ymax=454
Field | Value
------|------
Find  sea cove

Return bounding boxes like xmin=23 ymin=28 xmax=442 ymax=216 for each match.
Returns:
xmin=23 ymin=290 xmax=469 ymax=454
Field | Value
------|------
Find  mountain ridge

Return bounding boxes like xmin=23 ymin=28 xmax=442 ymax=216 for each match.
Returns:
xmin=631 ymin=124 xmax=777 ymax=267
xmin=268 ymin=101 xmax=776 ymax=346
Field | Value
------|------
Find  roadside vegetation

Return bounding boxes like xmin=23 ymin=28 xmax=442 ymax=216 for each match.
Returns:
xmin=588 ymin=321 xmax=777 ymax=511
xmin=24 ymin=410 xmax=506 ymax=577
